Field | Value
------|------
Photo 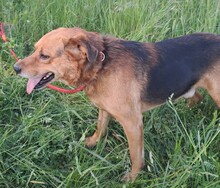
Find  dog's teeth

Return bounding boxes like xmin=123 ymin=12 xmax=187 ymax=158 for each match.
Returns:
xmin=42 ymin=72 xmax=53 ymax=80
xmin=44 ymin=73 xmax=51 ymax=79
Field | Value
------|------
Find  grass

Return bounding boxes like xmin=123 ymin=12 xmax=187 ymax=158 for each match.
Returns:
xmin=0 ymin=0 xmax=220 ymax=187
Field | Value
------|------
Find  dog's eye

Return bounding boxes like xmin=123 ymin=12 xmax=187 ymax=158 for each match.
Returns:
xmin=40 ymin=54 xmax=50 ymax=60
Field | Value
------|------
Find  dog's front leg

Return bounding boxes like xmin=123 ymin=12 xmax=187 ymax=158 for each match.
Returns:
xmin=118 ymin=114 xmax=145 ymax=182
xmin=85 ymin=108 xmax=110 ymax=147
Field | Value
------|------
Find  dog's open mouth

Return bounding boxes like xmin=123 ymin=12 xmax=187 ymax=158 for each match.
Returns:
xmin=26 ymin=72 xmax=55 ymax=94
xmin=34 ymin=72 xmax=55 ymax=89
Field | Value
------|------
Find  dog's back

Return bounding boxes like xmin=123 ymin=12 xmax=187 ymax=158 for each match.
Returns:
xmin=142 ymin=33 xmax=220 ymax=103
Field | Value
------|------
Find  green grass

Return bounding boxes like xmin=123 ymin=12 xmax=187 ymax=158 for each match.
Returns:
xmin=0 ymin=0 xmax=220 ymax=187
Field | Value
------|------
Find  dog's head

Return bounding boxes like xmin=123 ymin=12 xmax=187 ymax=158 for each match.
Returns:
xmin=14 ymin=27 xmax=104 ymax=94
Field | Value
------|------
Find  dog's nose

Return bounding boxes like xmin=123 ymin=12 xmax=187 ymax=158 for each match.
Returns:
xmin=13 ymin=64 xmax=22 ymax=74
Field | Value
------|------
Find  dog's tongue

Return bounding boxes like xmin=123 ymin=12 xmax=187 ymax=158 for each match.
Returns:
xmin=26 ymin=77 xmax=42 ymax=94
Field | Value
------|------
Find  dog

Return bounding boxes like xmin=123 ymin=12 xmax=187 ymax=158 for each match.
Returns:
xmin=13 ymin=28 xmax=220 ymax=181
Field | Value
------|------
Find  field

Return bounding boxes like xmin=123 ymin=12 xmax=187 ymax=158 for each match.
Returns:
xmin=0 ymin=0 xmax=220 ymax=187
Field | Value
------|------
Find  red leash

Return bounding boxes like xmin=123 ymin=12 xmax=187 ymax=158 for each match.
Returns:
xmin=0 ymin=22 xmax=19 ymax=61
xmin=47 ymin=84 xmax=85 ymax=94
xmin=0 ymin=22 xmax=85 ymax=94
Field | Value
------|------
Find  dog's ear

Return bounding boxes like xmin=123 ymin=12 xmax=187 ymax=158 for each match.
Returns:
xmin=65 ymin=38 xmax=98 ymax=63
xmin=81 ymin=40 xmax=99 ymax=63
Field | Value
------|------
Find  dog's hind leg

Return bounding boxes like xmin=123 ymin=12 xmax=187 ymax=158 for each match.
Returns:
xmin=187 ymin=90 xmax=203 ymax=107
xmin=85 ymin=108 xmax=110 ymax=147
xmin=198 ymin=69 xmax=220 ymax=108
xmin=205 ymin=83 xmax=220 ymax=108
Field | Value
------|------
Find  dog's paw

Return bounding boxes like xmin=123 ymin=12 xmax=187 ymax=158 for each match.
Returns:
xmin=121 ymin=172 xmax=137 ymax=183
xmin=85 ymin=136 xmax=97 ymax=147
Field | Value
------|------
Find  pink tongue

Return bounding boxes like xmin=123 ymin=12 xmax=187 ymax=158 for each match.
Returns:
xmin=26 ymin=77 xmax=42 ymax=94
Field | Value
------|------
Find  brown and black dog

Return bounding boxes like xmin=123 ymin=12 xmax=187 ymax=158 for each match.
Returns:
xmin=13 ymin=28 xmax=220 ymax=181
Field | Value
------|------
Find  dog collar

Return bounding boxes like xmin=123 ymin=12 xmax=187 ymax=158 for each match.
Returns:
xmin=99 ymin=51 xmax=105 ymax=62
